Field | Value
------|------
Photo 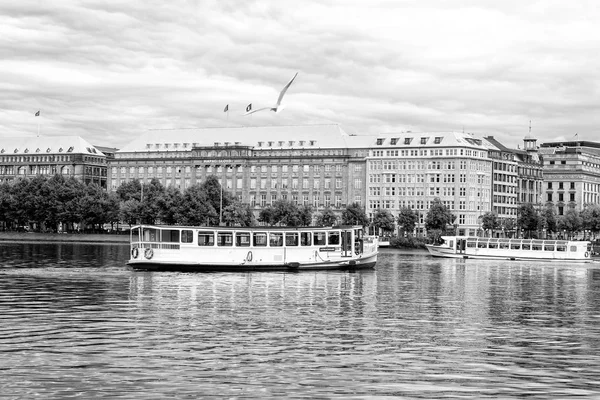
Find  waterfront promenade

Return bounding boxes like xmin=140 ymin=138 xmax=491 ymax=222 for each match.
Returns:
xmin=0 ymin=231 xmax=129 ymax=244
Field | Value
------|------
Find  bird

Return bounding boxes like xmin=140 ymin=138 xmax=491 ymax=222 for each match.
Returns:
xmin=244 ymin=72 xmax=298 ymax=115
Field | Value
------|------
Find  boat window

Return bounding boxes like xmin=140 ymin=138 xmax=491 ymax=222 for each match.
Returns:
xmin=522 ymin=243 xmax=531 ymax=250
xmin=556 ymin=244 xmax=566 ymax=252
xmin=142 ymin=228 xmax=158 ymax=242
xmin=466 ymin=240 xmax=476 ymax=248
xmin=532 ymin=243 xmax=542 ymax=251
xmin=161 ymin=229 xmax=180 ymax=243
xmin=544 ymin=244 xmax=555 ymax=251
xmin=328 ymin=231 xmax=340 ymax=246
xmin=499 ymin=241 xmax=509 ymax=249
xmin=217 ymin=231 xmax=233 ymax=246
xmin=253 ymin=233 xmax=267 ymax=247
xmin=285 ymin=233 xmax=299 ymax=246
xmin=510 ymin=243 xmax=521 ymax=250
xmin=570 ymin=246 xmax=577 ymax=252
xmin=269 ymin=232 xmax=283 ymax=247
xmin=181 ymin=230 xmax=194 ymax=243
xmin=236 ymin=232 xmax=251 ymax=247
xmin=132 ymin=227 xmax=140 ymax=242
xmin=477 ymin=241 xmax=487 ymax=248
xmin=301 ymin=232 xmax=312 ymax=246
xmin=314 ymin=232 xmax=326 ymax=246
xmin=488 ymin=241 xmax=498 ymax=249
xmin=198 ymin=231 xmax=214 ymax=246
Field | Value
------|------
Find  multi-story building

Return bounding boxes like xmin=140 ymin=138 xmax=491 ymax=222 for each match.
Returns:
xmin=364 ymin=132 xmax=492 ymax=236
xmin=515 ymin=135 xmax=544 ymax=206
xmin=0 ymin=136 xmax=108 ymax=187
xmin=110 ymin=125 xmax=371 ymax=218
xmin=539 ymin=140 xmax=600 ymax=215
xmin=483 ymin=136 xmax=519 ymax=222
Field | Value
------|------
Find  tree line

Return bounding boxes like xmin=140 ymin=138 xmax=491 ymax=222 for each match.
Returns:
xmin=0 ymin=175 xmax=372 ymax=232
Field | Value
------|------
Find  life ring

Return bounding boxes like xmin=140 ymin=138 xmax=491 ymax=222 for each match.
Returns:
xmin=131 ymin=247 xmax=139 ymax=259
xmin=585 ymin=251 xmax=589 ymax=258
xmin=144 ymin=248 xmax=154 ymax=259
xmin=247 ymin=251 xmax=253 ymax=262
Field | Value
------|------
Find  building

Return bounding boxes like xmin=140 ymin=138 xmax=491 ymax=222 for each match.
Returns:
xmin=539 ymin=140 xmax=600 ymax=215
xmin=0 ymin=136 xmax=108 ymax=187
xmin=364 ymin=132 xmax=492 ymax=236
xmin=110 ymin=125 xmax=371 ymax=218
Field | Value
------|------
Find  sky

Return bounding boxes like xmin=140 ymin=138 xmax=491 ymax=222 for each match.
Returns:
xmin=1 ymin=0 xmax=599 ymax=150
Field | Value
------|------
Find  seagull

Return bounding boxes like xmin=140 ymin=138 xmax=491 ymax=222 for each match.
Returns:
xmin=244 ymin=72 xmax=298 ymax=115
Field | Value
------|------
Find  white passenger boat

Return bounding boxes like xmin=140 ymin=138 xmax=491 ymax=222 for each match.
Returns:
xmin=425 ymin=236 xmax=592 ymax=262
xmin=377 ymin=236 xmax=391 ymax=248
xmin=128 ymin=224 xmax=378 ymax=271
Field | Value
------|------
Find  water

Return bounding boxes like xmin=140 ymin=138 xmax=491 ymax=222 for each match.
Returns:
xmin=1 ymin=243 xmax=600 ymax=399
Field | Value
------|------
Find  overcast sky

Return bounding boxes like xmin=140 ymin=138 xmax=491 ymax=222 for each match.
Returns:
xmin=1 ymin=0 xmax=598 ymax=150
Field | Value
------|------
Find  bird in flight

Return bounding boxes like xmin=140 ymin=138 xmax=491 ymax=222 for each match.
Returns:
xmin=244 ymin=72 xmax=298 ymax=115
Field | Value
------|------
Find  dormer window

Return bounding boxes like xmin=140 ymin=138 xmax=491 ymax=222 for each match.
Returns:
xmin=67 ymin=147 xmax=73 ymax=152
xmin=310 ymin=140 xmax=316 ymax=146
xmin=258 ymin=142 xmax=263 ymax=147
xmin=390 ymin=138 xmax=398 ymax=145
xmin=289 ymin=141 xmax=295 ymax=146
xmin=376 ymin=138 xmax=384 ymax=145
xmin=268 ymin=141 xmax=274 ymax=147
xmin=420 ymin=137 xmax=428 ymax=145
xmin=404 ymin=138 xmax=412 ymax=145
xmin=24 ymin=148 xmax=29 ymax=153
xmin=213 ymin=142 xmax=220 ymax=147
xmin=299 ymin=141 xmax=305 ymax=146
xmin=434 ymin=137 xmax=442 ymax=144
xmin=14 ymin=149 xmax=19 ymax=153
xmin=278 ymin=141 xmax=284 ymax=147
xmin=36 ymin=148 xmax=41 ymax=153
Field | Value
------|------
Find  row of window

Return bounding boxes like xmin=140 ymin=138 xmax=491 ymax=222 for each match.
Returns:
xmin=465 ymin=240 xmax=572 ymax=252
xmin=142 ymin=228 xmax=347 ymax=247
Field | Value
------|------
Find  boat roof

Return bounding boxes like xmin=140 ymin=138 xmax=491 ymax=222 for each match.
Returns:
xmin=133 ymin=224 xmax=365 ymax=231
xmin=441 ymin=236 xmax=590 ymax=244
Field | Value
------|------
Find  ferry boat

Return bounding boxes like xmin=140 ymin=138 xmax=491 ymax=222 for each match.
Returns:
xmin=377 ymin=236 xmax=391 ymax=248
xmin=128 ymin=224 xmax=378 ymax=271
xmin=425 ymin=236 xmax=593 ymax=262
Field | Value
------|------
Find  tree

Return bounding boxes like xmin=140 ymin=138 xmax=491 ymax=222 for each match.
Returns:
xmin=538 ymin=204 xmax=557 ymax=237
xmin=580 ymin=204 xmax=600 ymax=239
xmin=517 ymin=203 xmax=539 ymax=238
xmin=176 ymin=184 xmax=217 ymax=226
xmin=480 ymin=211 xmax=499 ymax=236
xmin=222 ymin=203 xmax=254 ymax=227
xmin=156 ymin=186 xmax=183 ymax=225
xmin=557 ymin=208 xmax=582 ymax=239
xmin=397 ymin=207 xmax=417 ymax=236
xmin=139 ymin=179 xmax=166 ymax=224
xmin=119 ymin=199 xmax=140 ymax=226
xmin=200 ymin=175 xmax=233 ymax=224
xmin=501 ymin=218 xmax=516 ymax=238
xmin=298 ymin=205 xmax=313 ymax=226
xmin=425 ymin=198 xmax=455 ymax=231
xmin=315 ymin=207 xmax=338 ymax=226
xmin=341 ymin=203 xmax=369 ymax=226
xmin=116 ymin=179 xmax=142 ymax=202
xmin=258 ymin=206 xmax=276 ymax=225
xmin=372 ymin=209 xmax=395 ymax=235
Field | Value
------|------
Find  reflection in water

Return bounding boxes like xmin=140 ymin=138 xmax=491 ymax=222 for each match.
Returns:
xmin=1 ymin=245 xmax=600 ymax=398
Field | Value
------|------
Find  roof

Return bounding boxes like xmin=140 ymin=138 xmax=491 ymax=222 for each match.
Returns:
xmin=117 ymin=124 xmax=355 ymax=153
xmin=0 ymin=136 xmax=106 ymax=157
xmin=366 ymin=131 xmax=489 ymax=149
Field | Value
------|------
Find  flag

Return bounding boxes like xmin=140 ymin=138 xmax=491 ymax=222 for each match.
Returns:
xmin=35 ymin=110 xmax=40 ymax=116
xmin=246 ymin=103 xmax=252 ymax=113
xmin=224 ymin=104 xmax=228 ymax=112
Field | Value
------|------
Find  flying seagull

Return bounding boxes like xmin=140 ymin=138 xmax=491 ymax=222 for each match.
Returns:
xmin=244 ymin=72 xmax=298 ymax=115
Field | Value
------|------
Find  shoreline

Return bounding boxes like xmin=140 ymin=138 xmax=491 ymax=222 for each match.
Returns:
xmin=0 ymin=231 xmax=130 ymax=244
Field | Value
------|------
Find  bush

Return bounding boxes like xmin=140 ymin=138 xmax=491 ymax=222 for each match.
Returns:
xmin=390 ymin=236 xmax=428 ymax=249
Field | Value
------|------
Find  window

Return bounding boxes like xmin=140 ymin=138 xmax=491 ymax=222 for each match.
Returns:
xmin=404 ymin=138 xmax=412 ymax=145
xmin=327 ymin=231 xmax=340 ymax=245
xmin=314 ymin=232 xmax=326 ymax=246
xmin=236 ymin=232 xmax=251 ymax=247
xmin=181 ymin=230 xmax=194 ymax=243
xmin=198 ymin=231 xmax=214 ymax=246
xmin=217 ymin=231 xmax=233 ymax=246
xmin=161 ymin=230 xmax=180 ymax=243
xmin=301 ymin=232 xmax=312 ymax=246
xmin=269 ymin=232 xmax=283 ymax=247
xmin=253 ymin=233 xmax=268 ymax=246
xmin=420 ymin=137 xmax=428 ymax=145
xmin=285 ymin=233 xmax=299 ymax=246
xmin=376 ymin=138 xmax=384 ymax=145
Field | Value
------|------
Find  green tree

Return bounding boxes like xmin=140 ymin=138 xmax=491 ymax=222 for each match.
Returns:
xmin=341 ymin=203 xmax=369 ymax=226
xmin=139 ymin=179 xmax=166 ymax=224
xmin=501 ymin=218 xmax=516 ymax=237
xmin=425 ymin=198 xmax=455 ymax=231
xmin=480 ymin=211 xmax=499 ymax=236
xmin=580 ymin=204 xmax=600 ymax=239
xmin=176 ymin=184 xmax=217 ymax=226
xmin=517 ymin=203 xmax=539 ymax=238
xmin=372 ymin=209 xmax=395 ymax=235
xmin=222 ymin=202 xmax=255 ymax=227
xmin=557 ymin=208 xmax=582 ymax=239
xmin=258 ymin=206 xmax=276 ymax=225
xmin=200 ymin=175 xmax=233 ymax=225
xmin=397 ymin=207 xmax=417 ymax=236
xmin=116 ymin=179 xmax=142 ymax=202
xmin=120 ymin=199 xmax=140 ymax=226
xmin=156 ymin=186 xmax=183 ymax=225
xmin=315 ymin=207 xmax=338 ymax=226
xmin=298 ymin=205 xmax=313 ymax=226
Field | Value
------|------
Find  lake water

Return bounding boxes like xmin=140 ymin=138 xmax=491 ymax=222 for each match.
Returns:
xmin=1 ymin=242 xmax=600 ymax=399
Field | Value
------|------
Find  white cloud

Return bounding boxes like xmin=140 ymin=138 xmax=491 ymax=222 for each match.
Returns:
xmin=1 ymin=0 xmax=599 ymax=148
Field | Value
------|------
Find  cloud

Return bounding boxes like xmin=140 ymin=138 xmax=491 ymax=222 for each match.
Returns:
xmin=1 ymin=0 xmax=599 ymax=149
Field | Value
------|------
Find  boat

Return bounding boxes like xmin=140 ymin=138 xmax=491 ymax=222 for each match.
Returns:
xmin=425 ymin=236 xmax=593 ymax=262
xmin=128 ymin=224 xmax=378 ymax=271
xmin=377 ymin=236 xmax=391 ymax=248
